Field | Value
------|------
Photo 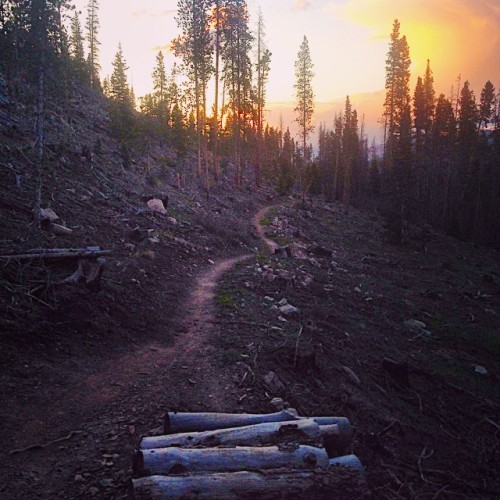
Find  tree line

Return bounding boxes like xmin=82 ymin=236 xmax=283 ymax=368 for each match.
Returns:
xmin=0 ymin=3 xmax=498 ymax=245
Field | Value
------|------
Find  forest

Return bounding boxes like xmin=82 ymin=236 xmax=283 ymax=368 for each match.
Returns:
xmin=0 ymin=1 xmax=499 ymax=245
xmin=0 ymin=1 xmax=499 ymax=499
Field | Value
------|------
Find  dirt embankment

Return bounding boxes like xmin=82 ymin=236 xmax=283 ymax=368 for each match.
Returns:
xmin=209 ymin=201 xmax=500 ymax=499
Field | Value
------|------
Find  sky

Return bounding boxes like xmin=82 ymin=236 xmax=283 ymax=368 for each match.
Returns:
xmin=72 ymin=0 xmax=500 ymax=142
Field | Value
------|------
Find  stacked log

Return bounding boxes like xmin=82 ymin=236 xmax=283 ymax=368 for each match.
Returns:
xmin=130 ymin=410 xmax=366 ymax=499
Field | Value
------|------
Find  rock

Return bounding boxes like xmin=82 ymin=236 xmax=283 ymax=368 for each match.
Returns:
xmin=99 ymin=479 xmax=114 ymax=488
xmin=142 ymin=250 xmax=155 ymax=260
xmin=264 ymin=371 xmax=285 ymax=393
xmin=270 ymin=397 xmax=287 ymax=411
xmin=40 ymin=207 xmax=59 ymax=222
xmin=308 ymin=245 xmax=332 ymax=258
xmin=264 ymin=296 xmax=274 ymax=302
xmin=403 ymin=319 xmax=427 ymax=332
xmin=74 ymin=474 xmax=84 ymax=482
xmin=342 ymin=366 xmax=361 ymax=385
xmin=147 ymin=198 xmax=168 ymax=215
xmin=280 ymin=304 xmax=299 ymax=316
xmin=167 ymin=216 xmax=178 ymax=225
xmin=475 ymin=365 xmax=488 ymax=376
xmin=278 ymin=298 xmax=288 ymax=306
xmin=354 ymin=286 xmax=362 ymax=293
xmin=88 ymin=487 xmax=99 ymax=497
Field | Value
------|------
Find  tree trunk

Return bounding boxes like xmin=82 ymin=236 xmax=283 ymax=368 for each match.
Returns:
xmin=0 ymin=247 xmax=110 ymax=261
xmin=34 ymin=17 xmax=46 ymax=239
xmin=142 ymin=419 xmax=322 ymax=450
xmin=130 ymin=467 xmax=368 ymax=499
xmin=164 ymin=410 xmax=299 ymax=434
xmin=134 ymin=445 xmax=329 ymax=476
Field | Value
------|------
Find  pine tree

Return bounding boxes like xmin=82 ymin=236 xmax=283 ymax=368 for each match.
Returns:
xmin=254 ymin=7 xmax=271 ymax=186
xmin=294 ymin=35 xmax=314 ymax=162
xmin=383 ymin=19 xmax=411 ymax=169
xmin=110 ymin=43 xmax=129 ymax=103
xmin=69 ymin=10 xmax=86 ymax=80
xmin=458 ymin=80 xmax=478 ymax=154
xmin=86 ymin=0 xmax=100 ymax=89
xmin=173 ymin=0 xmax=213 ymax=180
xmin=478 ymin=80 xmax=495 ymax=132
xmin=220 ymin=0 xmax=253 ymax=187
xmin=423 ymin=59 xmax=435 ymax=142
xmin=413 ymin=76 xmax=425 ymax=155
xmin=152 ymin=50 xmax=168 ymax=125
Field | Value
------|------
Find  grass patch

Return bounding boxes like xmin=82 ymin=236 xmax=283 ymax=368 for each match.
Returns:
xmin=216 ymin=293 xmax=236 ymax=309
xmin=260 ymin=215 xmax=272 ymax=226
xmin=265 ymin=231 xmax=291 ymax=246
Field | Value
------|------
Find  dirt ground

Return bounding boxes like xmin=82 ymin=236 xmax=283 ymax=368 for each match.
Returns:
xmin=210 ymin=201 xmax=500 ymax=499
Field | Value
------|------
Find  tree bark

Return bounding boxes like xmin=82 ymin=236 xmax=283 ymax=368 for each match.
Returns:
xmin=0 ymin=248 xmax=111 ymax=261
xmin=134 ymin=445 xmax=329 ymax=476
xmin=130 ymin=467 xmax=368 ymax=499
xmin=142 ymin=419 xmax=322 ymax=450
xmin=164 ymin=410 xmax=298 ymax=434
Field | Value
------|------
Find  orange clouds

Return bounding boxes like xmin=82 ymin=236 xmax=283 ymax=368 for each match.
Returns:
xmin=330 ymin=0 xmax=500 ymax=93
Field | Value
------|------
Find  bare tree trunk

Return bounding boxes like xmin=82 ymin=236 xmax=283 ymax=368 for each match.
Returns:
xmin=134 ymin=445 xmax=330 ymax=476
xmin=212 ymin=0 xmax=220 ymax=182
xmin=34 ymin=17 xmax=46 ymax=240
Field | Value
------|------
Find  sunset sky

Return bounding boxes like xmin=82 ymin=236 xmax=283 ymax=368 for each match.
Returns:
xmin=72 ymin=0 xmax=500 ymax=141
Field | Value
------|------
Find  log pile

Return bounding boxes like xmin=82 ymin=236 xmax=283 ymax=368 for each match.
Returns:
xmin=130 ymin=410 xmax=367 ymax=499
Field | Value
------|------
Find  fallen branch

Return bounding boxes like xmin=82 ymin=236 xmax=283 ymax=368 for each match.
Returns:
xmin=0 ymin=247 xmax=111 ymax=261
xmin=9 ymin=430 xmax=82 ymax=455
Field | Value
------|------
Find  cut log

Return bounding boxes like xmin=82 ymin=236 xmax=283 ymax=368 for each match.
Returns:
xmin=60 ymin=258 xmax=105 ymax=291
xmin=0 ymin=247 xmax=111 ymax=261
xmin=141 ymin=419 xmax=322 ymax=450
xmin=130 ymin=468 xmax=369 ymax=500
xmin=134 ymin=445 xmax=329 ymax=476
xmin=163 ymin=410 xmax=299 ymax=434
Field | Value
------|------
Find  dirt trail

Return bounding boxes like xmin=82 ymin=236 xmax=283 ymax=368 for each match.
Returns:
xmin=253 ymin=206 xmax=279 ymax=253
xmin=0 ymin=205 xmax=274 ymax=499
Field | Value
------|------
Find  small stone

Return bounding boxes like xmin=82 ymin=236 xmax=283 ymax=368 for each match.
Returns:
xmin=475 ymin=365 xmax=488 ymax=376
xmin=342 ymin=365 xmax=361 ymax=385
xmin=354 ymin=286 xmax=362 ymax=293
xmin=278 ymin=298 xmax=288 ymax=306
xmin=88 ymin=487 xmax=99 ymax=497
xmin=74 ymin=474 xmax=84 ymax=483
xmin=167 ymin=216 xmax=178 ymax=225
xmin=264 ymin=371 xmax=285 ymax=393
xmin=403 ymin=319 xmax=427 ymax=332
xmin=279 ymin=304 xmax=299 ymax=315
xmin=264 ymin=296 xmax=274 ymax=302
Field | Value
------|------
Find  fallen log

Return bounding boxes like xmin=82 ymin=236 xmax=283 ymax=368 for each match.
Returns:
xmin=0 ymin=247 xmax=111 ymax=261
xmin=142 ymin=419 xmax=328 ymax=450
xmin=142 ymin=421 xmax=351 ymax=457
xmin=134 ymin=445 xmax=329 ymax=476
xmin=130 ymin=467 xmax=368 ymax=499
xmin=163 ymin=410 xmax=351 ymax=435
xmin=329 ymin=455 xmax=365 ymax=474
xmin=163 ymin=410 xmax=299 ymax=434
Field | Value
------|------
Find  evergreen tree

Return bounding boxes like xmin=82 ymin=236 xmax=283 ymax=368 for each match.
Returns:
xmin=254 ymin=7 xmax=271 ymax=186
xmin=413 ymin=76 xmax=425 ymax=155
xmin=85 ymin=0 xmax=100 ymax=89
xmin=294 ymin=35 xmax=314 ymax=162
xmin=173 ymin=0 xmax=213 ymax=179
xmin=109 ymin=43 xmax=134 ymax=140
xmin=152 ymin=50 xmax=168 ymax=125
xmin=423 ymin=59 xmax=435 ymax=142
xmin=220 ymin=0 xmax=253 ymax=187
xmin=294 ymin=35 xmax=314 ymax=200
xmin=478 ymin=80 xmax=495 ymax=132
xmin=69 ymin=10 xmax=86 ymax=80
xmin=383 ymin=19 xmax=411 ymax=169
